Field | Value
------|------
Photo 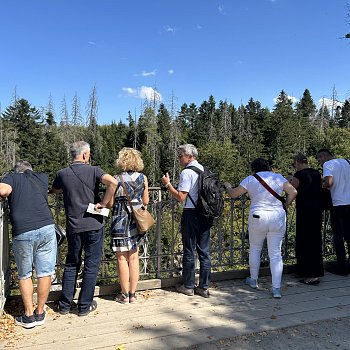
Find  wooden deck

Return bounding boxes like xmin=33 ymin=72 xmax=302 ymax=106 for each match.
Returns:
xmin=3 ymin=271 xmax=350 ymax=349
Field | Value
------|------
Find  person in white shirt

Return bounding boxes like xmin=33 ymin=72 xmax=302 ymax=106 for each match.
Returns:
xmin=224 ymin=158 xmax=297 ymax=298
xmin=317 ymin=148 xmax=350 ymax=276
xmin=162 ymin=144 xmax=213 ymax=298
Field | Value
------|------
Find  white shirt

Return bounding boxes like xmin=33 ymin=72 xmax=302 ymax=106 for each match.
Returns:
xmin=240 ymin=171 xmax=287 ymax=212
xmin=177 ymin=160 xmax=203 ymax=208
xmin=323 ymin=159 xmax=350 ymax=206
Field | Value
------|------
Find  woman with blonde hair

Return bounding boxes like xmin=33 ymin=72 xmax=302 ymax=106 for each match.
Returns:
xmin=107 ymin=147 xmax=149 ymax=303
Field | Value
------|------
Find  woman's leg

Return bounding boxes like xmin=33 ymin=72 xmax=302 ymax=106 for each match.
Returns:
xmin=267 ymin=212 xmax=286 ymax=288
xmin=116 ymin=251 xmax=130 ymax=294
xmin=249 ymin=226 xmax=266 ymax=280
xmin=128 ymin=249 xmax=139 ymax=294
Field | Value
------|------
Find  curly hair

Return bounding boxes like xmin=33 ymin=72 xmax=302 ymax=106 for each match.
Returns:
xmin=116 ymin=147 xmax=144 ymax=172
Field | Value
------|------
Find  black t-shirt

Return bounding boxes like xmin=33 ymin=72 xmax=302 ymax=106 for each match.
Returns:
xmin=52 ymin=163 xmax=106 ymax=233
xmin=2 ymin=171 xmax=54 ymax=236
xmin=294 ymin=168 xmax=322 ymax=209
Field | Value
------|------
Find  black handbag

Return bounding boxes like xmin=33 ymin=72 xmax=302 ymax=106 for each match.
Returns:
xmin=25 ymin=172 xmax=66 ymax=246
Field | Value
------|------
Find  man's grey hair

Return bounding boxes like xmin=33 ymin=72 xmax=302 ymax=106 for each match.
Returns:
xmin=13 ymin=160 xmax=33 ymax=173
xmin=70 ymin=141 xmax=90 ymax=160
xmin=177 ymin=144 xmax=198 ymax=158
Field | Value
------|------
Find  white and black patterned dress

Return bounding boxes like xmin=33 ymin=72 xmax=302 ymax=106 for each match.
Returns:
xmin=110 ymin=171 xmax=145 ymax=252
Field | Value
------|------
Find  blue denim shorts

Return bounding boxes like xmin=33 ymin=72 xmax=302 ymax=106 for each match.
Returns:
xmin=12 ymin=224 xmax=57 ymax=279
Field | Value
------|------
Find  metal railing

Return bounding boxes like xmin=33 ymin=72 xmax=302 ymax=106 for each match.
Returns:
xmin=0 ymin=189 xmax=335 ymax=313
xmin=0 ymin=200 xmax=10 ymax=314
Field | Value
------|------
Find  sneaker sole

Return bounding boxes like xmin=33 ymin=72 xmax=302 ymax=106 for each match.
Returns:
xmin=35 ymin=319 xmax=46 ymax=326
xmin=15 ymin=320 xmax=36 ymax=329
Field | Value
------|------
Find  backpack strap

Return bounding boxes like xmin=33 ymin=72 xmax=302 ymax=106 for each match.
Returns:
xmin=185 ymin=166 xmax=203 ymax=207
xmin=345 ymin=159 xmax=350 ymax=165
xmin=253 ymin=173 xmax=285 ymax=205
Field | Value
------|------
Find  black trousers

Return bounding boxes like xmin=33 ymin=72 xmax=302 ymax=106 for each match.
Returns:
xmin=330 ymin=205 xmax=350 ymax=270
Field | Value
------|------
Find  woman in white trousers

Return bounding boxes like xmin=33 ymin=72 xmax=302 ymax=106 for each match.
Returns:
xmin=224 ymin=158 xmax=297 ymax=298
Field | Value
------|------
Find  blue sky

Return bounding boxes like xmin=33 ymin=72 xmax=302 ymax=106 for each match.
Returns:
xmin=1 ymin=0 xmax=349 ymax=124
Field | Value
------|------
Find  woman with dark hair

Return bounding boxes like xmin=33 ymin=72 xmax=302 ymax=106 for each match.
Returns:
xmin=290 ymin=153 xmax=324 ymax=284
xmin=224 ymin=158 xmax=297 ymax=298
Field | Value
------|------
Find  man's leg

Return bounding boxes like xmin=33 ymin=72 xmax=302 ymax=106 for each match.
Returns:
xmin=12 ymin=230 xmax=35 ymax=316
xmin=196 ymin=216 xmax=212 ymax=290
xmin=59 ymin=232 xmax=83 ymax=310
xmin=330 ymin=207 xmax=348 ymax=272
xmin=33 ymin=224 xmax=57 ymax=314
xmin=18 ymin=278 xmax=34 ymax=316
xmin=181 ymin=211 xmax=197 ymax=289
xmin=78 ymin=228 xmax=104 ymax=314
xmin=36 ymin=276 xmax=52 ymax=314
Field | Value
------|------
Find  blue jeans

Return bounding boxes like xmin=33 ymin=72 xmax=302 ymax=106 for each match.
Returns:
xmin=59 ymin=228 xmax=104 ymax=313
xmin=181 ymin=210 xmax=213 ymax=289
xmin=12 ymin=224 xmax=56 ymax=279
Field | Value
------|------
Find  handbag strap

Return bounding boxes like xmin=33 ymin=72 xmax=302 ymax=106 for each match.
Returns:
xmin=119 ymin=175 xmax=131 ymax=205
xmin=69 ymin=165 xmax=95 ymax=195
xmin=253 ymin=173 xmax=285 ymax=204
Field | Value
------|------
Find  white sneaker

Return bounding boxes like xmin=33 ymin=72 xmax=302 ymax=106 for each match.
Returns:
xmin=272 ymin=287 xmax=282 ymax=298
xmin=245 ymin=277 xmax=258 ymax=289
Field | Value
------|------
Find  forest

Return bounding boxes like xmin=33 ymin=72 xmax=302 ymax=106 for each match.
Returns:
xmin=1 ymin=87 xmax=350 ymax=187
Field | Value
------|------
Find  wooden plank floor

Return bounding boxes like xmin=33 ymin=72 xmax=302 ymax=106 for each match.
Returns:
xmin=3 ymin=272 xmax=350 ymax=350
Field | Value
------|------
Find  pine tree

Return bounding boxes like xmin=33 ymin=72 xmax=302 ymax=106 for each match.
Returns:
xmin=2 ymin=98 xmax=44 ymax=168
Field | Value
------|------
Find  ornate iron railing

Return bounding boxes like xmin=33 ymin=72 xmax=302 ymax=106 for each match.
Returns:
xmin=0 ymin=188 xmax=335 ymax=313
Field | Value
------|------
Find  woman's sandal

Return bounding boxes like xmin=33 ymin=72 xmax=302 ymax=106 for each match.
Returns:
xmin=129 ymin=292 xmax=137 ymax=303
xmin=115 ymin=292 xmax=129 ymax=304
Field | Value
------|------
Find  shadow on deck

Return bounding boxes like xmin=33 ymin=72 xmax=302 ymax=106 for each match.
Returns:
xmin=2 ymin=271 xmax=350 ymax=350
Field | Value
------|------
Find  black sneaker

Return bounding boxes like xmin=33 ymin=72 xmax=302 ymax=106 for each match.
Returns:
xmin=175 ymin=283 xmax=194 ymax=296
xmin=34 ymin=310 xmax=46 ymax=326
xmin=15 ymin=314 xmax=36 ymax=329
xmin=78 ymin=300 xmax=97 ymax=317
xmin=194 ymin=286 xmax=210 ymax=298
xmin=54 ymin=301 xmax=70 ymax=315
xmin=54 ymin=300 xmax=77 ymax=315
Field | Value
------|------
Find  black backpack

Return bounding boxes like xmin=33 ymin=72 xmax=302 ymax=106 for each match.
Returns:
xmin=187 ymin=166 xmax=224 ymax=219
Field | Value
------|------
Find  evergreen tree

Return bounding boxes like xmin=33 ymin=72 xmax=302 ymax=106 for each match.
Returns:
xmin=2 ymin=98 xmax=44 ymax=168
xmin=340 ymin=100 xmax=350 ymax=128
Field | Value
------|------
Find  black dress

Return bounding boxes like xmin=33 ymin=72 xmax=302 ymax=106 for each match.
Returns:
xmin=294 ymin=168 xmax=324 ymax=278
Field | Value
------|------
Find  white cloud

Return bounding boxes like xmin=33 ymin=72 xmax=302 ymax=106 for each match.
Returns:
xmin=273 ymin=95 xmax=299 ymax=104
xmin=218 ymin=5 xmax=225 ymax=14
xmin=122 ymin=87 xmax=137 ymax=95
xmin=318 ymin=97 xmax=344 ymax=109
xmin=141 ymin=70 xmax=156 ymax=77
xmin=88 ymin=41 xmax=96 ymax=45
xmin=168 ymin=69 xmax=174 ymax=75
xmin=165 ymin=25 xmax=176 ymax=33
xmin=139 ymin=86 xmax=162 ymax=101
xmin=122 ymin=86 xmax=162 ymax=101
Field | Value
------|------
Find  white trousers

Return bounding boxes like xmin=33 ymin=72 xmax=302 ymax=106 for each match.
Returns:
xmin=248 ymin=209 xmax=286 ymax=288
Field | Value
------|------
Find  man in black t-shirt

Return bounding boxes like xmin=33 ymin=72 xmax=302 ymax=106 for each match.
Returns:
xmin=0 ymin=161 xmax=56 ymax=329
xmin=52 ymin=141 xmax=117 ymax=316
